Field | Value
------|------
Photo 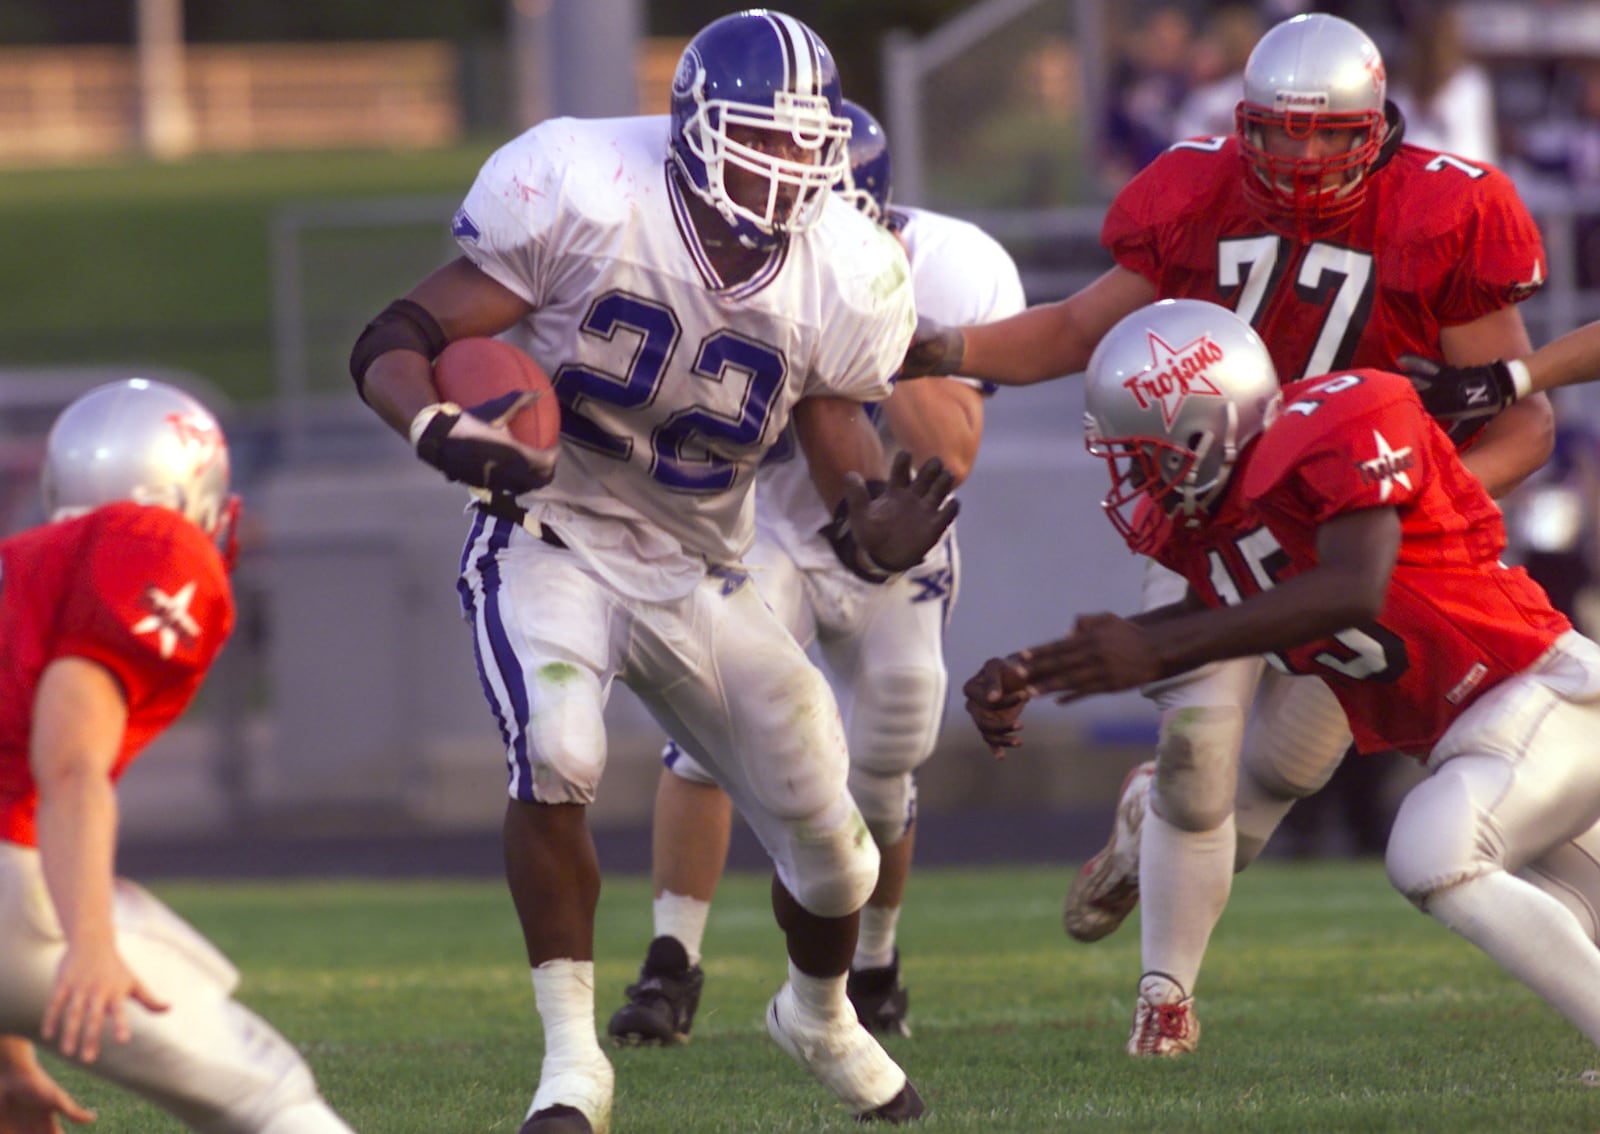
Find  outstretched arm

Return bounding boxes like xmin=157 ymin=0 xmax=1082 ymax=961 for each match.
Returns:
xmin=1435 ymin=305 xmax=1550 ymax=498
xmin=31 ymin=658 xmax=169 ymax=1064
xmin=903 ymin=266 xmax=1156 ymax=386
xmin=997 ymin=508 xmax=1399 ymax=707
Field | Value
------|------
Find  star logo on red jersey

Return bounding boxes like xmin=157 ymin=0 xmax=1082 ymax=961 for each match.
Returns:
xmin=1122 ymin=331 xmax=1225 ymax=428
xmin=132 ymin=580 xmax=201 ymax=659
xmin=1356 ymin=430 xmax=1415 ymax=502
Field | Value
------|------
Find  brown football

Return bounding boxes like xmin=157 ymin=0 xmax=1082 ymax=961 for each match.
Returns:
xmin=432 ymin=337 xmax=560 ymax=450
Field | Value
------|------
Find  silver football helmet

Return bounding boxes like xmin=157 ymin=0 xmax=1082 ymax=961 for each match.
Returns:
xmin=1084 ymin=300 xmax=1282 ymax=555
xmin=42 ymin=378 xmax=235 ymax=546
xmin=1235 ymin=14 xmax=1388 ymax=230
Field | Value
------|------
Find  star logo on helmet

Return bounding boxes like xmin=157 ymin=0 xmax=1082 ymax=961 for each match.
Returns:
xmin=1123 ymin=331 xmax=1225 ymax=428
xmin=167 ymin=412 xmax=224 ymax=474
xmin=1355 ymin=429 xmax=1415 ymax=502
xmin=131 ymin=580 xmax=202 ymax=660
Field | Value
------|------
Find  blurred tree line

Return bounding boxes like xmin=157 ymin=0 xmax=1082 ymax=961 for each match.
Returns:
xmin=0 ymin=0 xmax=972 ymax=117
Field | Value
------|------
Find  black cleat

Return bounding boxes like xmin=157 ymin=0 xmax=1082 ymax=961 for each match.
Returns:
xmin=856 ymin=1081 xmax=926 ymax=1124
xmin=606 ymin=935 xmax=705 ymax=1046
xmin=848 ymin=951 xmax=911 ymax=1037
xmin=520 ymin=1104 xmax=593 ymax=1134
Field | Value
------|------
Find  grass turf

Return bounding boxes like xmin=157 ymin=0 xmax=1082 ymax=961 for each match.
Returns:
xmin=0 ymin=145 xmax=497 ymax=402
xmin=37 ymin=861 xmax=1600 ymax=1132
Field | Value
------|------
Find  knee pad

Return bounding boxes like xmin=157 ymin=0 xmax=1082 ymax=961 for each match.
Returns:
xmin=1385 ymin=757 xmax=1510 ymax=905
xmin=847 ymin=665 xmax=945 ymax=779
xmin=777 ymin=795 xmax=880 ymax=918
xmin=1240 ymin=675 xmax=1351 ymax=800
xmin=663 ymin=740 xmax=716 ymax=787
xmin=1152 ymin=706 xmax=1244 ymax=832
xmin=847 ymin=765 xmax=916 ymax=848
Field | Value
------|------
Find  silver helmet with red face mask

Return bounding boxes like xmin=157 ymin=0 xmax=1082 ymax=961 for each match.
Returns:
xmin=42 ymin=378 xmax=239 ymax=557
xmin=1235 ymin=14 xmax=1389 ymax=233
xmin=1083 ymin=300 xmax=1282 ymax=556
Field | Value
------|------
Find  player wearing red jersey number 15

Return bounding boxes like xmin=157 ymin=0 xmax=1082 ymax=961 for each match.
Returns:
xmin=903 ymin=11 xmax=1552 ymax=1057
xmin=969 ymin=298 xmax=1600 ymax=1076
xmin=0 ymin=380 xmax=355 ymax=1133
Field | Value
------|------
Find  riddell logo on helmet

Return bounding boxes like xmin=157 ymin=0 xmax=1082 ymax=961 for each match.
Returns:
xmin=1272 ymin=91 xmax=1329 ymax=111
xmin=1124 ymin=332 xmax=1225 ymax=428
xmin=166 ymin=412 xmax=224 ymax=474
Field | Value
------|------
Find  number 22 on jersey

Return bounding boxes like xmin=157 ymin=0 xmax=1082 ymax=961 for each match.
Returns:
xmin=553 ymin=290 xmax=787 ymax=494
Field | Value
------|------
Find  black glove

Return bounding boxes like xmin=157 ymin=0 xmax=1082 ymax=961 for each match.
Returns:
xmin=410 ymin=392 xmax=557 ymax=495
xmin=821 ymin=451 xmax=959 ymax=583
xmin=1397 ymin=354 xmax=1528 ymax=439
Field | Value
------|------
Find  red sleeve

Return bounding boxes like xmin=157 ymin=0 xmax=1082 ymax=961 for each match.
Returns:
xmin=1243 ymin=371 xmax=1429 ymax=524
xmin=53 ymin=509 xmax=233 ymax=710
xmin=1379 ymin=155 xmax=1546 ymax=328
xmin=1101 ymin=140 xmax=1237 ymax=286
xmin=1438 ymin=168 xmax=1546 ymax=324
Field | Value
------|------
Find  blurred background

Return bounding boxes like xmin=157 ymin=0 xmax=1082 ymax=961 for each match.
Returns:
xmin=5 ymin=0 xmax=1600 ymax=865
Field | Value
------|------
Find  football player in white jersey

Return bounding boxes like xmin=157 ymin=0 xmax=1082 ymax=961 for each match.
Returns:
xmin=605 ymin=101 xmax=1026 ymax=1048
xmin=348 ymin=12 xmax=953 ymax=1134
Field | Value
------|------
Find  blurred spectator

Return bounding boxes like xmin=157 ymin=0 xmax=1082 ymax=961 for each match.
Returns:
xmin=1098 ymin=6 xmax=1192 ymax=192
xmin=1390 ymin=3 xmax=1498 ymax=164
xmin=1514 ymin=61 xmax=1600 ymax=286
xmin=1517 ymin=61 xmax=1600 ymax=185
xmin=1172 ymin=5 xmax=1263 ymax=140
xmin=1502 ymin=415 xmax=1600 ymax=636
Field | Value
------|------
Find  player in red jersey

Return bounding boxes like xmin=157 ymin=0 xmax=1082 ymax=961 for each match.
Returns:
xmin=900 ymin=11 xmax=1553 ymax=1054
xmin=968 ymin=298 xmax=1600 ymax=1066
xmin=0 ymin=380 xmax=354 ymax=1134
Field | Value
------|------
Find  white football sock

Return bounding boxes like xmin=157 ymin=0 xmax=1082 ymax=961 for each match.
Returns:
xmin=853 ymin=905 xmax=900 ymax=971
xmin=788 ymin=961 xmax=850 ymax=1020
xmin=653 ymin=891 xmax=711 ymax=965
xmin=1426 ymin=871 xmax=1600 ymax=1046
xmin=528 ymin=961 xmax=612 ymax=1124
xmin=1139 ymin=809 xmax=1235 ymax=995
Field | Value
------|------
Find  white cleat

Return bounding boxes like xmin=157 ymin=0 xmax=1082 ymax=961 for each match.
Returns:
xmin=766 ymin=982 xmax=923 ymax=1122
xmin=1127 ymin=972 xmax=1200 ymax=1057
xmin=1064 ymin=761 xmax=1154 ymax=943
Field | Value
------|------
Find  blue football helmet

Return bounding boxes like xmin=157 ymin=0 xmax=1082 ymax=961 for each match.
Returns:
xmin=670 ymin=9 xmax=852 ymax=249
xmin=835 ymin=100 xmax=892 ymax=225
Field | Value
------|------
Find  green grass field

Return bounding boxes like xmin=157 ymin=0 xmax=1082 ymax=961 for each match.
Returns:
xmin=0 ymin=145 xmax=499 ymax=402
xmin=36 ymin=861 xmax=1600 ymax=1133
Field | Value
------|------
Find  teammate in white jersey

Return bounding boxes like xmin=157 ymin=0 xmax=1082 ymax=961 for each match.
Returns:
xmin=606 ymin=101 xmax=1025 ymax=1047
xmin=348 ymin=13 xmax=953 ymax=1134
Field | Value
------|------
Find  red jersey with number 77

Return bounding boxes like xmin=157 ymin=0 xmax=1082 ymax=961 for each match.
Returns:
xmin=0 ymin=502 xmax=234 ymax=847
xmin=1157 ymin=370 xmax=1567 ymax=757
xmin=1103 ymin=135 xmax=1546 ymax=384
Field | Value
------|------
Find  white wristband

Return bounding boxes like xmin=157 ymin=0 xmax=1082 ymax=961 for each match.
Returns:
xmin=1506 ymin=359 xmax=1533 ymax=401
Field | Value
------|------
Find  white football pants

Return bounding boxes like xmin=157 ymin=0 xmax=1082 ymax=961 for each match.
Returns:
xmin=1136 ymin=560 xmax=1353 ymax=994
xmin=668 ymin=526 xmax=958 ymax=848
xmin=458 ymin=511 xmax=878 ymax=918
xmin=0 ymin=842 xmax=353 ymax=1134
